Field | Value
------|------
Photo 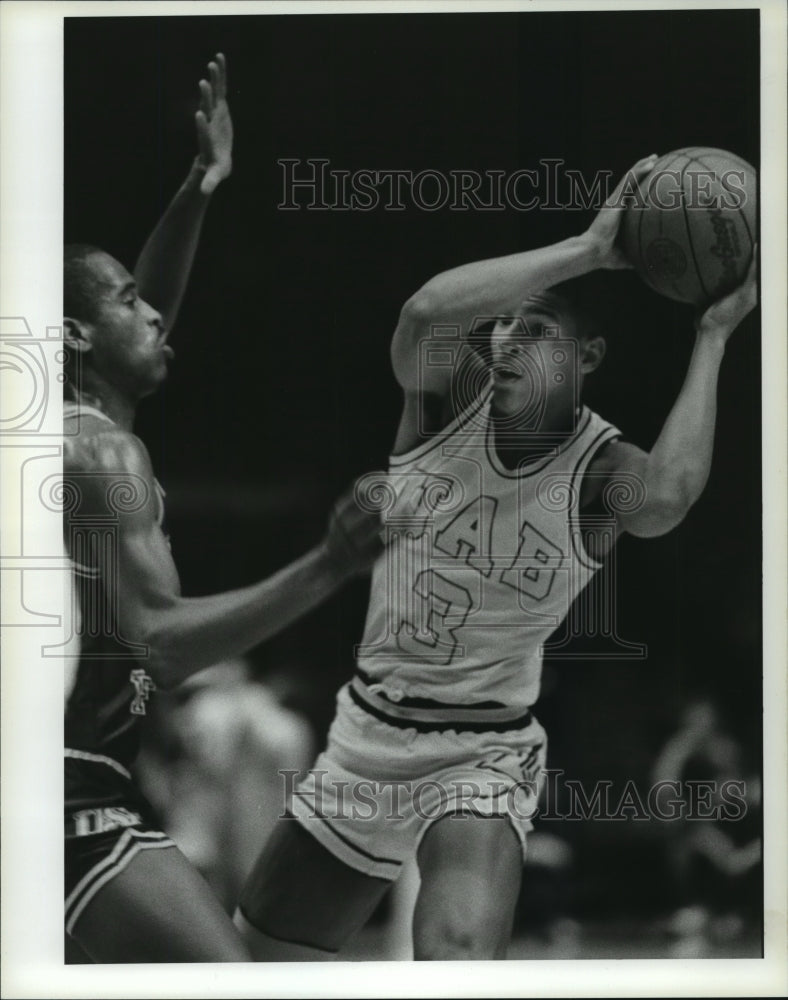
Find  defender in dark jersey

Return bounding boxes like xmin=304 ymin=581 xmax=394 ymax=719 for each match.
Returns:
xmin=234 ymin=157 xmax=758 ymax=960
xmin=63 ymin=54 xmax=382 ymax=963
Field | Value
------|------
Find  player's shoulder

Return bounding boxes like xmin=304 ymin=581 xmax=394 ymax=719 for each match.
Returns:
xmin=64 ymin=418 xmax=153 ymax=479
xmin=64 ymin=419 xmax=156 ymax=520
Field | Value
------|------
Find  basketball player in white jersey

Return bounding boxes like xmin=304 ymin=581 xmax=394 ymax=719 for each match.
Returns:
xmin=63 ymin=55 xmax=382 ymax=962
xmin=234 ymin=154 xmax=758 ymax=960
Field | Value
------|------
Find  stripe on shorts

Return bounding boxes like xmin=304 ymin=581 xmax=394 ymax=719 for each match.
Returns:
xmin=289 ymin=798 xmax=402 ymax=881
xmin=65 ymin=748 xmax=132 ymax=780
xmin=348 ymin=683 xmax=533 ymax=734
xmin=65 ymin=827 xmax=175 ymax=935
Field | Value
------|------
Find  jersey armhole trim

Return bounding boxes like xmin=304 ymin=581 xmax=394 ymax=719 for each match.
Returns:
xmin=63 ymin=403 xmax=116 ymax=426
xmin=569 ymin=427 xmax=622 ymax=571
xmin=484 ymin=406 xmax=593 ymax=480
xmin=389 ymin=389 xmax=491 ymax=468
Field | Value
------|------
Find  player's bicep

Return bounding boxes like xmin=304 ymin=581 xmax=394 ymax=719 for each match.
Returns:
xmin=68 ymin=430 xmax=182 ymax=644
xmin=113 ymin=514 xmax=181 ymax=642
xmin=596 ymin=441 xmax=685 ymax=538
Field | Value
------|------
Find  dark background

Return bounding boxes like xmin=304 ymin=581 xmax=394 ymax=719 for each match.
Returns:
xmin=65 ymin=10 xmax=761 ymax=922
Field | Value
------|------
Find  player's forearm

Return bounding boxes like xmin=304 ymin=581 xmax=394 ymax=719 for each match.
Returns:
xmin=642 ymin=334 xmax=726 ymax=514
xmin=142 ymin=544 xmax=348 ymax=688
xmin=133 ymin=159 xmax=212 ymax=333
xmin=405 ymin=234 xmax=600 ymax=331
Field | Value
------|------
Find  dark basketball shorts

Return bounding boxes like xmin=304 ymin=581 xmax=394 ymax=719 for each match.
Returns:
xmin=65 ymin=750 xmax=175 ymax=936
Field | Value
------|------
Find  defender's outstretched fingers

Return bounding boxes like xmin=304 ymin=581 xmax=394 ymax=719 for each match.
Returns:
xmin=215 ymin=52 xmax=227 ymax=98
xmin=198 ymin=78 xmax=214 ymax=118
xmin=208 ymin=61 xmax=220 ymax=98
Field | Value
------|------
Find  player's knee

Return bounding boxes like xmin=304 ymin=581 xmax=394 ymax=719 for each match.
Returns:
xmin=414 ymin=913 xmax=500 ymax=961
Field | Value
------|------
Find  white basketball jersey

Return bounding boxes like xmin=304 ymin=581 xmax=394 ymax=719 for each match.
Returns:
xmin=357 ymin=393 xmax=620 ymax=710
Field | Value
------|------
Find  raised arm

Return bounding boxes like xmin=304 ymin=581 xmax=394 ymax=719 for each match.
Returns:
xmin=595 ymin=254 xmax=758 ymax=539
xmin=390 ymin=154 xmax=658 ymax=453
xmin=66 ymin=430 xmax=381 ymax=690
xmin=133 ymin=53 xmax=233 ymax=332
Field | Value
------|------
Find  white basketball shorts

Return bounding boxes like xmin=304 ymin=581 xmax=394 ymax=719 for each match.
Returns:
xmin=289 ymin=680 xmax=548 ymax=881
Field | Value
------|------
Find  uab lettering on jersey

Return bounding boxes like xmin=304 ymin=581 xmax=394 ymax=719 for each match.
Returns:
xmin=386 ymin=472 xmax=567 ymax=664
xmin=129 ymin=668 xmax=156 ymax=715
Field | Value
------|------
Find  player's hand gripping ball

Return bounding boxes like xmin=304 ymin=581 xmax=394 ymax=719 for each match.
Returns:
xmin=619 ymin=147 xmax=756 ymax=306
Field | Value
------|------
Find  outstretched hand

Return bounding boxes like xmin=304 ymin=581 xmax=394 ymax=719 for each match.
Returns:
xmin=584 ymin=153 xmax=659 ymax=270
xmin=195 ymin=53 xmax=233 ymax=195
xmin=695 ymin=250 xmax=758 ymax=345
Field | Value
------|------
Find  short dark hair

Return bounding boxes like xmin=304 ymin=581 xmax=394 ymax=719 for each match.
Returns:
xmin=63 ymin=244 xmax=107 ymax=398
xmin=64 ymin=243 xmax=106 ymax=322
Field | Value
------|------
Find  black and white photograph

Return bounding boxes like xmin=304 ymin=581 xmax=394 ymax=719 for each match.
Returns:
xmin=1 ymin=1 xmax=786 ymax=996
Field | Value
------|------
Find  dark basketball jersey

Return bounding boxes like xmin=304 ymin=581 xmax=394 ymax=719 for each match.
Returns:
xmin=64 ymin=402 xmax=167 ymax=772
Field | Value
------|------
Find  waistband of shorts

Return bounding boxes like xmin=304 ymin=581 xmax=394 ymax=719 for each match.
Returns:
xmin=65 ymin=748 xmax=132 ymax=780
xmin=349 ymin=674 xmax=533 ymax=733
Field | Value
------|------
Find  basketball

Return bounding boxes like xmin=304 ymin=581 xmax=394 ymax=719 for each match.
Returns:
xmin=619 ymin=147 xmax=756 ymax=306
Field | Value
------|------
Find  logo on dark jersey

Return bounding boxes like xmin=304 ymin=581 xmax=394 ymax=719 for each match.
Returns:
xmin=72 ymin=806 xmax=143 ymax=837
xmin=129 ymin=668 xmax=156 ymax=715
